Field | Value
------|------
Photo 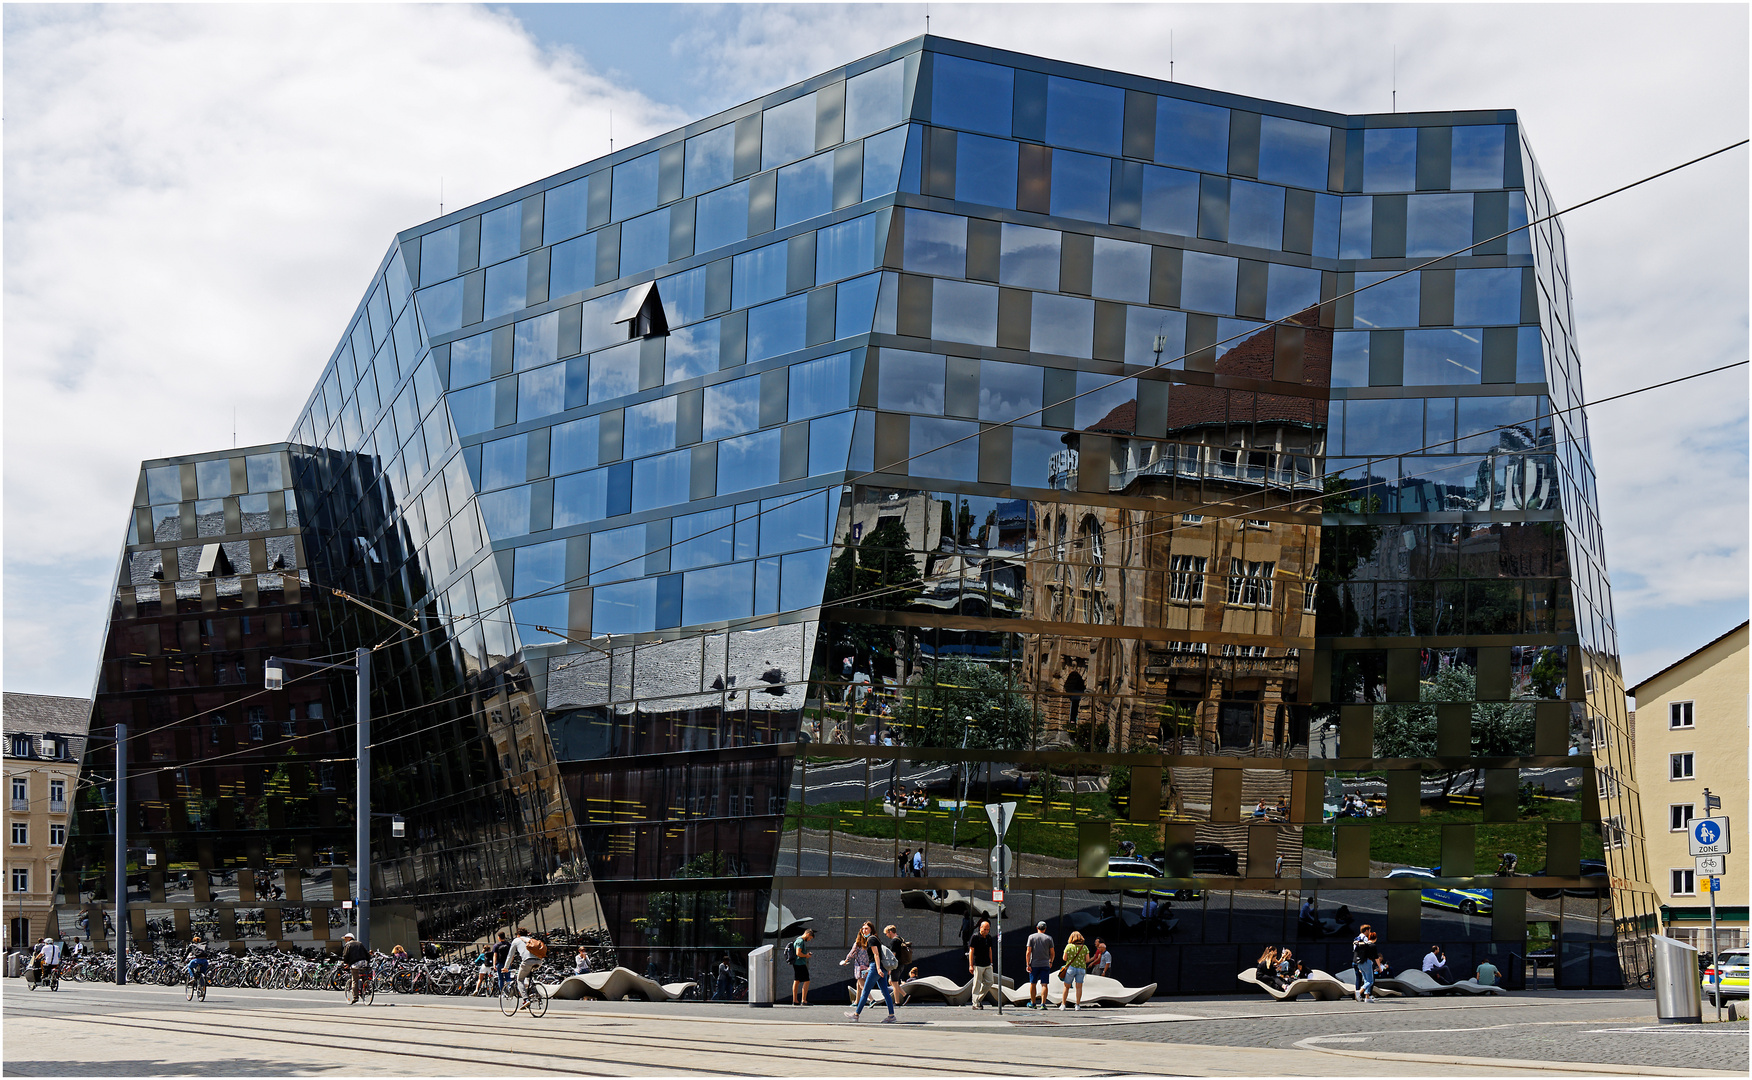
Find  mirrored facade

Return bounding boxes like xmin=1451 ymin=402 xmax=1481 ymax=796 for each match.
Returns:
xmin=67 ymin=36 xmax=1648 ymax=988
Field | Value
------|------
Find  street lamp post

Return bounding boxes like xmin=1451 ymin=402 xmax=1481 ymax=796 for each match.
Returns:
xmin=266 ymin=648 xmax=370 ymax=949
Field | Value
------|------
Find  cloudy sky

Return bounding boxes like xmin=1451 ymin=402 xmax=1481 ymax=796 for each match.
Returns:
xmin=4 ymin=3 xmax=1745 ymax=699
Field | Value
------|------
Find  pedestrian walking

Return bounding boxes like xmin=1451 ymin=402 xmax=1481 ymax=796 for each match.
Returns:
xmin=715 ymin=953 xmax=734 ymax=1000
xmin=959 ymin=908 xmax=976 ymax=948
xmin=911 ymin=848 xmax=925 ymax=877
xmin=1351 ymin=926 xmax=1379 ymax=1001
xmin=883 ymin=925 xmax=913 ymax=1003
xmin=1058 ymin=931 xmax=1091 ymax=1009
xmin=1025 ymin=921 xmax=1055 ymax=1010
xmin=967 ymin=920 xmax=996 ymax=1009
xmin=898 ymin=848 xmax=911 ymax=877
xmin=841 ymin=922 xmax=896 ymax=1023
xmin=787 ymin=927 xmax=814 ymax=1004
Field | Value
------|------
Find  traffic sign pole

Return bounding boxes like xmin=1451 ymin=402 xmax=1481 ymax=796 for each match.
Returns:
xmin=1696 ymin=794 xmax=1727 ymax=1020
xmin=985 ymin=801 xmax=1016 ymax=1017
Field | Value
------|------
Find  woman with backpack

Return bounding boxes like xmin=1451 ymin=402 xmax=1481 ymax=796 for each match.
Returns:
xmin=839 ymin=921 xmax=896 ymax=1023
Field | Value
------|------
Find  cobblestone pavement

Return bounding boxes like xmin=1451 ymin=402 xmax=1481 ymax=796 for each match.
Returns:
xmin=4 ymin=978 xmax=1742 ymax=1076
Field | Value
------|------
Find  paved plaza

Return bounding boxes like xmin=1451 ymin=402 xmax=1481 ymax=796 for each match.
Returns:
xmin=3 ymin=978 xmax=1744 ymax=1076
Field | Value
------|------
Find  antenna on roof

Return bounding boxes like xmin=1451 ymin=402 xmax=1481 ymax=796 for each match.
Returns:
xmin=232 ymin=408 xmax=237 ymax=448
xmin=1392 ymin=46 xmax=1397 ymax=113
xmin=1170 ymin=31 xmax=1175 ymax=82
xmin=609 ymin=110 xmax=614 ymax=154
xmin=440 ymin=177 xmax=444 ymax=217
xmin=925 ymin=3 xmax=929 ymax=34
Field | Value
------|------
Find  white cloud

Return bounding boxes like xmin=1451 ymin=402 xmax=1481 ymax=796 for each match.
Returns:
xmin=3 ymin=4 xmax=685 ymax=692
xmin=5 ymin=4 xmax=1746 ymax=695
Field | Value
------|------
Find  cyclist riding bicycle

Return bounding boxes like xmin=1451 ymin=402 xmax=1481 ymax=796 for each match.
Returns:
xmin=504 ymin=927 xmax=546 ymax=1010
xmin=340 ymin=932 xmax=371 ymax=995
xmin=31 ymin=937 xmax=63 ymax=987
xmin=185 ymin=934 xmax=211 ymax=982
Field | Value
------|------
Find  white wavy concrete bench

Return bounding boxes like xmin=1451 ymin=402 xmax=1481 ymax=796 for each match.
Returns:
xmin=538 ymin=967 xmax=698 ymax=1002
xmin=1329 ymin=967 xmax=1407 ymax=997
xmin=1000 ymin=971 xmax=1157 ymax=1006
xmin=879 ymin=974 xmax=1017 ymax=1006
xmin=897 ymin=889 xmax=1005 ymax=919
xmin=1237 ymin=967 xmax=1349 ymax=1001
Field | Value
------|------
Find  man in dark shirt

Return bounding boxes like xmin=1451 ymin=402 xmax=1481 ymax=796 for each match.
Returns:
xmin=491 ymin=932 xmax=512 ymax=992
xmin=340 ymin=933 xmax=371 ymax=997
xmin=966 ymin=920 xmax=995 ymax=1009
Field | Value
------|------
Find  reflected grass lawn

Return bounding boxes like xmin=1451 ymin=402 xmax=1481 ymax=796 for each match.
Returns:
xmin=1304 ymin=796 xmax=1603 ymax=869
xmin=785 ymin=791 xmax=1166 ymax=862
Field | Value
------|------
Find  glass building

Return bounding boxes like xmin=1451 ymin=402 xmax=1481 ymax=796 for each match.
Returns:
xmin=66 ymin=36 xmax=1650 ymax=990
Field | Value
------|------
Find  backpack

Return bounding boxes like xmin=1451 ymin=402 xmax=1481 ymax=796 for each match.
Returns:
xmin=783 ymin=939 xmax=797 ymax=965
xmin=880 ymin=944 xmax=898 ymax=971
xmin=526 ymin=938 xmax=548 ymax=959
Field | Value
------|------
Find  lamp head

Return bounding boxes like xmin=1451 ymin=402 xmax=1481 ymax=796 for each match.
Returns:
xmin=264 ymin=659 xmax=284 ymax=690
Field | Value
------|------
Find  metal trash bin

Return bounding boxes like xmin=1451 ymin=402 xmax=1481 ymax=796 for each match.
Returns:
xmin=1652 ymin=935 xmax=1702 ymax=1024
xmin=5 ymin=952 xmax=21 ymax=978
xmin=746 ymin=944 xmax=773 ymax=1008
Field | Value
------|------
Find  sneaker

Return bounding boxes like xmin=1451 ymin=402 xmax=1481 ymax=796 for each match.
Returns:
xmin=845 ymin=1011 xmax=860 ymax=1021
xmin=881 ymin=1014 xmax=897 ymax=1023
xmin=1059 ymin=1002 xmax=1068 ymax=1009
xmin=1074 ymin=1003 xmax=1082 ymax=1010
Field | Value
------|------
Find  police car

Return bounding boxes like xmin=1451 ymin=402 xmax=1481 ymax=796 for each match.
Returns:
xmin=1385 ymin=866 xmax=1493 ymax=916
xmin=1703 ymin=948 xmax=1748 ymax=1000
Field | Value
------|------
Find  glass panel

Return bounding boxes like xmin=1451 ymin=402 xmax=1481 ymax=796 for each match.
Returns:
xmin=1330 ymin=332 xmax=1370 ymax=388
xmin=511 ymin=539 xmax=568 ymax=632
xmin=552 ymin=467 xmax=610 ymax=526
xmin=704 ymin=375 xmax=761 ymax=441
xmin=664 ymin=321 xmax=720 ymax=383
xmin=901 ymin=209 xmax=966 ymax=276
xmin=195 ymin=459 xmax=231 ymax=499
xmin=624 ymin=396 xmax=678 ymax=458
xmin=1455 ymin=396 xmax=1540 ymax=452
xmin=909 ymin=417 xmax=979 ymax=480
xmin=1454 ymin=268 xmax=1523 ymax=326
xmin=674 ymin=505 xmax=735 ymax=569
xmin=1155 ymin=97 xmax=1229 ymax=173
xmin=448 ymin=383 xmax=496 ymax=437
xmin=620 ymin=208 xmax=670 ymax=278
xmin=877 ymin=350 xmax=944 ymax=414
xmin=931 ymin=279 xmax=999 ymax=346
xmin=835 ymin=273 xmax=881 ymax=338
xmin=1256 ymin=116 xmax=1330 ymax=190
xmin=513 ymin=312 xmax=560 ymax=371
xmin=1406 ymin=193 xmax=1473 ymax=258
xmin=1339 ymin=196 xmax=1372 ymax=259
xmin=1363 ymin=128 xmax=1417 ymax=192
xmin=1125 ymin=305 xmax=1185 ymax=366
xmin=862 ymin=125 xmax=908 ymax=198
xmin=733 ymin=241 xmax=789 ymax=309
xmin=1265 ymin=264 xmax=1322 ymax=321
xmin=1049 ymin=150 xmax=1110 ymax=223
xmin=478 ymin=486 xmax=531 ymax=537
xmin=244 ymin=454 xmax=283 ymax=493
xmin=747 ymin=295 xmax=808 ymax=362
xmin=550 ymin=415 xmax=600 ymax=475
xmin=543 ymin=176 xmax=589 ymax=246
xmin=612 ymin=151 xmax=660 ymax=221
xmin=955 ymin=133 xmax=1018 ymax=209
xmin=1450 ymin=126 xmax=1506 ymax=190
xmin=450 ymin=332 xmax=491 ymax=388
xmin=414 ymin=281 xmax=464 ymax=337
xmin=816 ymin=214 xmax=877 ymax=284
xmin=419 ymin=223 xmax=460 ymax=287
xmin=998 ymin=224 xmax=1059 ymax=290
xmin=589 ymin=523 xmax=647 ymax=585
xmin=1030 ymin=293 xmax=1094 ymax=357
xmin=1343 ymin=398 xmax=1422 ymax=455
xmin=480 ymin=204 xmax=522 ymax=266
xmin=1091 ymin=237 xmax=1150 ymax=303
xmin=931 ymin=55 xmax=1013 ymax=137
xmin=631 ymin=449 xmax=692 ymax=512
xmin=1404 ymin=328 xmax=1483 ymax=385
xmin=717 ymin=429 xmax=782 ymax=493
xmin=483 ymin=255 xmax=529 ymax=321
xmin=1045 ymin=76 xmax=1123 ymax=156
xmin=1353 ymin=271 xmax=1420 ymax=329
xmin=550 ymin=232 xmax=597 ymax=299
xmin=1141 ymin=165 xmax=1199 ymax=236
xmin=979 ymin=359 xmax=1043 ymax=424
xmin=1227 ymin=180 xmax=1284 ymax=250
xmin=1011 ymin=426 xmax=1062 ymax=486
xmin=588 ymin=341 xmax=642 ymax=403
xmin=789 ymin=351 xmax=854 ymax=420
xmin=683 ymin=562 xmax=754 ymax=625
xmin=696 ymin=179 xmax=749 ymax=253
xmin=1075 ymin=371 xmax=1135 ymax=429
xmin=480 ymin=434 xmax=528 ymax=491
xmin=515 ymin=361 xmax=564 ymax=419
xmin=1180 ymin=252 xmax=1238 ymax=316
xmin=808 ymin=410 xmax=856 ymax=475
xmin=846 ymin=58 xmax=907 ymax=140
xmin=762 ymin=93 xmax=818 ymax=172
xmin=776 ymin=152 xmax=834 ymax=229
xmin=684 ymin=124 xmax=736 ymax=198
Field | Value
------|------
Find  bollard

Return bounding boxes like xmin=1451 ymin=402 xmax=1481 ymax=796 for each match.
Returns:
xmin=1652 ymin=935 xmax=1702 ymax=1024
xmin=747 ymin=943 xmax=774 ymax=1007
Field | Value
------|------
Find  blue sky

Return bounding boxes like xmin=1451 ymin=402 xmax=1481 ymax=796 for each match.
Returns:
xmin=3 ymin=4 xmax=1745 ymax=700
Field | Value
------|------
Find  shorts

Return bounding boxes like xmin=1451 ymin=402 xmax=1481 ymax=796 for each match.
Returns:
xmin=792 ymin=965 xmax=810 ymax=981
xmin=1029 ymin=966 xmax=1052 ymax=984
xmin=1063 ymin=966 xmax=1086 ymax=985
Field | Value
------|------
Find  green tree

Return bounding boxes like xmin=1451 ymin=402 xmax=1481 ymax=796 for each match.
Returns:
xmin=896 ymin=658 xmax=1040 ymax=751
xmin=822 ymin=521 xmax=925 ymax=686
xmin=1374 ymin=664 xmax=1535 ymax=795
xmin=638 ymin=852 xmax=742 ymax=949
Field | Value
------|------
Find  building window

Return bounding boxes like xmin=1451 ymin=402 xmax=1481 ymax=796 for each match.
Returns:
xmin=9 ymin=822 xmax=25 ymax=845
xmin=1223 ymin=644 xmax=1269 ymax=658
xmin=1166 ymin=639 xmax=1208 ymax=655
xmin=1671 ymin=752 xmax=1695 ymax=780
xmin=10 ymin=869 xmax=26 ymax=893
xmin=1226 ymin=560 xmax=1275 ymax=607
xmin=49 ymin=824 xmax=65 ymax=847
xmin=1671 ymin=804 xmax=1694 ymax=832
xmin=1245 ymin=518 xmax=1271 ymax=529
xmin=9 ymin=735 xmax=31 ymax=757
xmin=1169 ymin=555 xmax=1206 ymax=602
xmin=1670 ymin=701 xmax=1694 ymax=729
xmin=1180 ymin=513 xmax=1204 ymax=524
xmin=47 ymin=780 xmax=64 ymax=810
xmin=1671 ymin=868 xmax=1696 ymax=896
xmin=10 ymin=777 xmax=25 ymax=809
xmin=1603 ymin=816 xmax=1625 ymax=848
xmin=1302 ymin=581 xmax=1318 ymax=612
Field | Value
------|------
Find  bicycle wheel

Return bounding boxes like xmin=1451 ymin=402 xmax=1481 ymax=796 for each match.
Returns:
xmin=346 ymin=976 xmax=359 ymax=1004
xmin=187 ymin=978 xmax=196 ymax=1001
xmin=361 ymin=977 xmax=375 ymax=1005
xmin=499 ymin=984 xmax=520 ymax=1016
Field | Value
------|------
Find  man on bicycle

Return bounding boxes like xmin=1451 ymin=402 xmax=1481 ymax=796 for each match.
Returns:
xmin=185 ymin=935 xmax=211 ymax=984
xmin=30 ymin=937 xmax=62 ymax=987
xmin=503 ymin=927 xmax=545 ymax=1010
xmin=340 ymin=933 xmax=371 ymax=995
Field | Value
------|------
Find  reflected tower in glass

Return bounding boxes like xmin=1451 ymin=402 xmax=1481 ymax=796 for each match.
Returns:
xmin=68 ymin=36 xmax=1648 ymax=988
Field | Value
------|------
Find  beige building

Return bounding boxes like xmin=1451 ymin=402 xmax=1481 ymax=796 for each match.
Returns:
xmin=4 ymin=693 xmax=90 ymax=949
xmin=1629 ymin=622 xmax=1747 ymax=951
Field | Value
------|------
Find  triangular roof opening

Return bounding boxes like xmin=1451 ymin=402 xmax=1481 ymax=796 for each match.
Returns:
xmin=612 ymin=281 xmax=669 ymax=340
